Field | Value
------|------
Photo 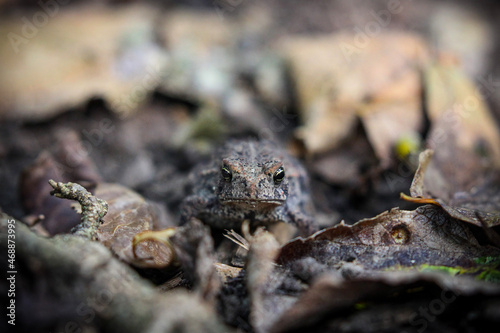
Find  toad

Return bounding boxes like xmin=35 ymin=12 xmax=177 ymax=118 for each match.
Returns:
xmin=180 ymin=139 xmax=315 ymax=236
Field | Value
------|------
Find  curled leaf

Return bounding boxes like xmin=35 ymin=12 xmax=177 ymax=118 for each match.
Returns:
xmin=402 ymin=150 xmax=500 ymax=228
xmin=402 ymin=62 xmax=500 ymax=228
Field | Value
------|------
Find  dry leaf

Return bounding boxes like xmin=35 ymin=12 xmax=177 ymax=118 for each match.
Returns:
xmin=424 ymin=62 xmax=500 ymax=163
xmin=278 ymin=205 xmax=498 ymax=275
xmin=309 ymin=124 xmax=377 ymax=186
xmin=403 ymin=150 xmax=500 ymax=228
xmin=270 ymin=270 xmax=500 ymax=333
xmin=402 ymin=62 xmax=500 ymax=227
xmin=359 ymin=100 xmax=423 ymax=168
xmin=96 ymin=183 xmax=174 ymax=269
xmin=0 ymin=4 xmax=166 ymax=120
xmin=281 ymin=32 xmax=429 ymax=155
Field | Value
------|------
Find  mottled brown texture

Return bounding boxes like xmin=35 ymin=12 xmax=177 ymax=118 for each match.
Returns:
xmin=405 ymin=149 xmax=500 ymax=228
xmin=401 ymin=62 xmax=500 ymax=228
xmin=180 ymin=139 xmax=315 ymax=236
xmin=281 ymin=32 xmax=429 ymax=155
xmin=278 ymin=205 xmax=499 ymax=274
xmin=96 ymin=183 xmax=175 ymax=268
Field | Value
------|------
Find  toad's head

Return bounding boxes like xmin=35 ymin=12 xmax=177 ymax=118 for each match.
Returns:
xmin=216 ymin=141 xmax=288 ymax=211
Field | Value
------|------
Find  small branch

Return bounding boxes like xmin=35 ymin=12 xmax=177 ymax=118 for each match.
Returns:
xmin=49 ymin=180 xmax=108 ymax=240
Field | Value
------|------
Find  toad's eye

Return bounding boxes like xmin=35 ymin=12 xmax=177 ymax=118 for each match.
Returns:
xmin=273 ymin=166 xmax=285 ymax=184
xmin=221 ymin=165 xmax=232 ymax=182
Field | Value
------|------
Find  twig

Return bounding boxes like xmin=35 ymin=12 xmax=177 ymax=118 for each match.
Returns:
xmin=49 ymin=180 xmax=108 ymax=240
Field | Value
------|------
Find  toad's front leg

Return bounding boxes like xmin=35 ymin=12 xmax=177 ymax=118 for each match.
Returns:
xmin=179 ymin=194 xmax=218 ymax=225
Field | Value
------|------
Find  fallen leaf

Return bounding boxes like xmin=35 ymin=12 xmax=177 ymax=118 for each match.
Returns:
xmin=278 ymin=205 xmax=499 ymax=276
xmin=401 ymin=61 xmax=500 ymax=228
xmin=96 ymin=183 xmax=174 ymax=269
xmin=270 ymin=270 xmax=500 ymax=333
xmin=0 ymin=4 xmax=167 ymax=120
xmin=403 ymin=150 xmax=500 ymax=228
xmin=218 ymin=205 xmax=500 ymax=333
xmin=359 ymin=100 xmax=423 ymax=168
xmin=424 ymin=61 xmax=500 ymax=163
xmin=281 ymin=32 xmax=429 ymax=155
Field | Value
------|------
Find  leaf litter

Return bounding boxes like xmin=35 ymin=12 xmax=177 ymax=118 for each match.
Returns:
xmin=402 ymin=61 xmax=500 ymax=229
xmin=2 ymin=3 xmax=500 ymax=333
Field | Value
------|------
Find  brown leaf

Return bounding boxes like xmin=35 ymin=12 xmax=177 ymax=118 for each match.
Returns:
xmin=281 ymin=32 xmax=429 ymax=155
xmin=96 ymin=183 xmax=174 ymax=269
xmin=359 ymin=100 xmax=423 ymax=168
xmin=0 ymin=5 xmax=166 ymax=120
xmin=401 ymin=62 xmax=500 ymax=228
xmin=278 ymin=205 xmax=498 ymax=275
xmin=424 ymin=62 xmax=500 ymax=160
xmin=424 ymin=62 xmax=500 ymax=188
xmin=270 ymin=270 xmax=500 ymax=333
xmin=403 ymin=150 xmax=500 ymax=228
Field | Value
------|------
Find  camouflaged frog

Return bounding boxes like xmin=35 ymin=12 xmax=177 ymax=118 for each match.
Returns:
xmin=180 ymin=139 xmax=315 ymax=236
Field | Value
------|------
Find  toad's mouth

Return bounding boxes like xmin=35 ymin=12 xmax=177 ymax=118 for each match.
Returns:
xmin=220 ymin=198 xmax=285 ymax=209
